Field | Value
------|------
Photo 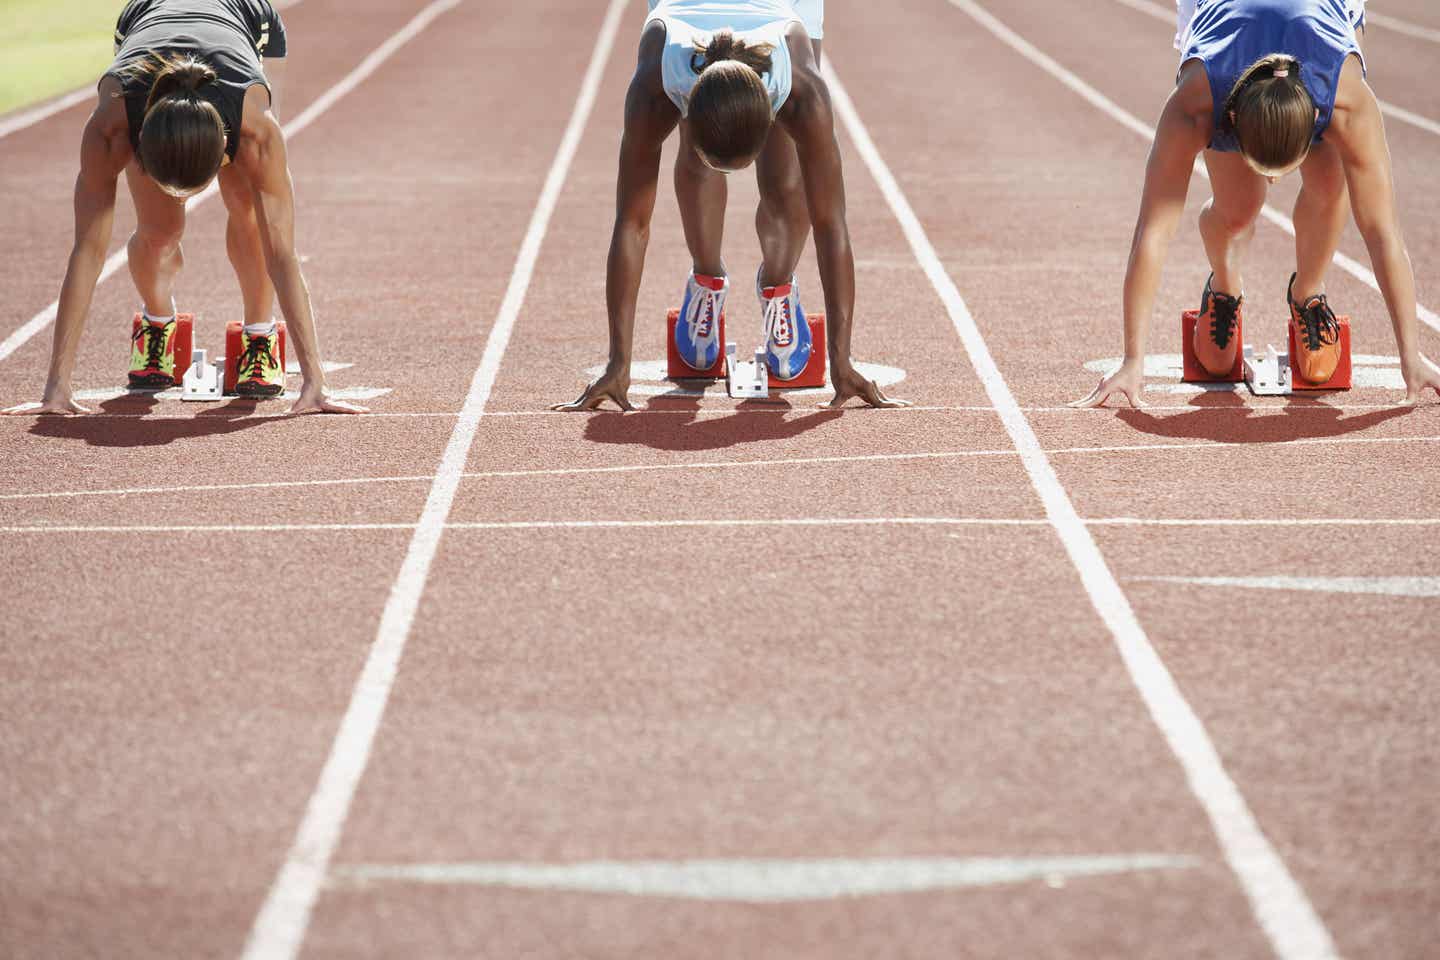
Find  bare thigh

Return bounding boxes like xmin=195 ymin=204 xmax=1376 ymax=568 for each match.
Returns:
xmin=125 ymin=161 xmax=187 ymax=243
xmin=1202 ymin=149 xmax=1267 ymax=232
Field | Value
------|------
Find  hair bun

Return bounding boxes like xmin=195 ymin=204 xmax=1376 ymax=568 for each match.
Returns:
xmin=691 ymin=29 xmax=775 ymax=76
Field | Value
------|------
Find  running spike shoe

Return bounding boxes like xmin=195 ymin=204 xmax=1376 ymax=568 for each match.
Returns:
xmin=128 ymin=317 xmax=178 ymax=388
xmin=1193 ymin=273 xmax=1243 ymax=377
xmin=674 ymin=272 xmax=727 ymax=371
xmin=1287 ymin=273 xmax=1342 ymax=384
xmin=234 ymin=327 xmax=285 ymax=397
xmin=758 ymin=272 xmax=812 ymax=381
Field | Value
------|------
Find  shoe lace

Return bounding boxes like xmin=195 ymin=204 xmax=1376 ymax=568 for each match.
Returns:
xmin=133 ymin=323 xmax=168 ymax=369
xmin=687 ymin=289 xmax=717 ymax=339
xmin=1209 ymin=295 xmax=1239 ymax=349
xmin=1295 ymin=294 xmax=1340 ymax=352
xmin=237 ymin=334 xmax=276 ymax=379
xmin=764 ymin=294 xmax=792 ymax=346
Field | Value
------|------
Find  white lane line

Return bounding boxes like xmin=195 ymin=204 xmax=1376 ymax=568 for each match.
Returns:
xmin=0 ymin=0 xmax=307 ymax=140
xmin=0 ymin=88 xmax=95 ymax=140
xmin=949 ymin=0 xmax=1440 ymax=338
xmin=7 ymin=431 xmax=1438 ymax=504
xmin=238 ymin=0 xmax=627 ymax=955
xmin=1092 ymin=517 xmax=1440 ymax=526
xmin=1367 ymin=9 xmax=1440 ymax=44
xmin=330 ymin=855 xmax=1201 ymax=900
xmin=828 ymin=34 xmax=1341 ymax=960
xmin=1110 ymin=0 xmax=1440 ymax=137
xmin=4 ymin=515 xmax=1438 ymax=535
xmin=1133 ymin=575 xmax=1440 ymax=597
xmin=0 ymin=0 xmax=451 ymax=366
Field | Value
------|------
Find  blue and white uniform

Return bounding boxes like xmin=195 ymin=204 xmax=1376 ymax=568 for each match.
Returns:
xmin=646 ymin=0 xmax=822 ymax=117
xmin=1175 ymin=0 xmax=1366 ymax=152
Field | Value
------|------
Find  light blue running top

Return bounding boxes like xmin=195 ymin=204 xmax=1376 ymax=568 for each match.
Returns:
xmin=1180 ymin=0 xmax=1364 ymax=152
xmin=646 ymin=0 xmax=806 ymax=117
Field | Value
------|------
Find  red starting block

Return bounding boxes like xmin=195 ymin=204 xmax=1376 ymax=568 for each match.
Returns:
xmin=1181 ymin=309 xmax=1244 ymax=383
xmin=223 ymin=320 xmax=289 ymax=394
xmin=1287 ymin=315 xmax=1352 ymax=390
xmin=666 ymin=308 xmax=728 ymax=379
xmin=131 ymin=312 xmax=194 ymax=384
xmin=665 ymin=309 xmax=827 ymax=389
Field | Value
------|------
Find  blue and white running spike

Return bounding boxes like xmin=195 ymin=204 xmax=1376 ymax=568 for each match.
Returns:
xmin=759 ymin=277 xmax=812 ymax=381
xmin=674 ymin=272 xmax=728 ymax=371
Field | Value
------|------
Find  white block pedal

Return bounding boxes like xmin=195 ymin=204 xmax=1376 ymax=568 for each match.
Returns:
xmin=725 ymin=342 xmax=769 ymax=399
xmin=181 ymin=348 xmax=223 ymax=401
xmin=1243 ymin=344 xmax=1291 ymax=396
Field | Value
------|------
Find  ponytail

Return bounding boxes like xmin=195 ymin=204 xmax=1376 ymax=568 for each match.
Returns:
xmin=1223 ymin=54 xmax=1315 ymax=174
xmin=126 ymin=53 xmax=227 ymax=193
xmin=691 ymin=29 xmax=775 ymax=76
xmin=686 ymin=30 xmax=775 ymax=170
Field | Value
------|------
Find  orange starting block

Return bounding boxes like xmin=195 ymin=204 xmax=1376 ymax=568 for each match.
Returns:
xmin=1181 ymin=309 xmax=1351 ymax=393
xmin=666 ymin=309 xmax=827 ymax=389
xmin=666 ymin=308 xmax=727 ymax=379
xmin=223 ymin=320 xmax=288 ymax=395
xmin=131 ymin=312 xmax=195 ymax=384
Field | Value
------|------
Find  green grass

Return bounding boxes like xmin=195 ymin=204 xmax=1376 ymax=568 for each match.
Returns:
xmin=0 ymin=0 xmax=128 ymax=116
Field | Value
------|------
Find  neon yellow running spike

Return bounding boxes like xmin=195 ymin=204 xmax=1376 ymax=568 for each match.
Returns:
xmin=128 ymin=319 xmax=177 ymax=388
xmin=235 ymin=329 xmax=284 ymax=397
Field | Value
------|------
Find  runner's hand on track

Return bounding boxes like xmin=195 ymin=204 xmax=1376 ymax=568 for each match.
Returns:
xmin=822 ymin=363 xmax=911 ymax=409
xmin=289 ymin=385 xmax=367 ymax=415
xmin=3 ymin=392 xmax=89 ymax=416
xmin=1070 ymin=360 xmax=1146 ymax=409
xmin=1401 ymin=353 xmax=1440 ymax=405
xmin=551 ymin=365 xmax=633 ymax=412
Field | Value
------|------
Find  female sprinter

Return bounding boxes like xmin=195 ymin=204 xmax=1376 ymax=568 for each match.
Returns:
xmin=555 ymin=0 xmax=907 ymax=411
xmin=1076 ymin=0 xmax=1440 ymax=408
xmin=4 ymin=0 xmax=361 ymax=416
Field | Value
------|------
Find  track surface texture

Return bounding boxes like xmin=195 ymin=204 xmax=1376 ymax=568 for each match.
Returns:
xmin=1 ymin=1 xmax=1437 ymax=958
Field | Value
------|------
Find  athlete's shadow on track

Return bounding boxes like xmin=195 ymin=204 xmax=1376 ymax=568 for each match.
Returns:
xmin=27 ymin=395 xmax=289 ymax=447
xmin=581 ymin=395 xmax=843 ymax=451
xmin=1115 ymin=391 xmax=1415 ymax=443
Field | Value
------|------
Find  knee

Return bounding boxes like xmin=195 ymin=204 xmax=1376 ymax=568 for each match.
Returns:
xmin=1301 ymin=157 xmax=1347 ymax=200
xmin=1202 ymin=197 xmax=1260 ymax=237
xmin=130 ymin=226 xmax=184 ymax=263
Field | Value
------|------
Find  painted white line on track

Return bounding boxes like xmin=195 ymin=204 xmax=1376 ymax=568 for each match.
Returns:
xmin=1133 ymin=575 xmax=1440 ymax=597
xmin=1110 ymin=0 xmax=1440 ymax=138
xmin=6 ymin=431 xmax=1439 ymax=504
xmin=5 ymin=516 xmax=1439 ymax=535
xmin=1366 ymin=9 xmax=1440 ymax=44
xmin=949 ymin=0 xmax=1440 ymax=339
xmin=330 ymin=855 xmax=1200 ymax=900
xmin=0 ymin=0 xmax=431 ymax=366
xmin=0 ymin=88 xmax=95 ymax=140
xmin=831 ymin=27 xmax=1341 ymax=960
xmin=238 ymin=0 xmax=627 ymax=956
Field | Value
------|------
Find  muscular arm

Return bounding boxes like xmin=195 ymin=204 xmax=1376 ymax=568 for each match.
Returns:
xmin=235 ymin=95 xmax=360 ymax=412
xmin=778 ymin=35 xmax=855 ymax=374
xmin=604 ymin=22 xmax=678 ymax=371
xmin=1075 ymin=71 xmax=1208 ymax=407
xmin=16 ymin=87 xmax=129 ymax=413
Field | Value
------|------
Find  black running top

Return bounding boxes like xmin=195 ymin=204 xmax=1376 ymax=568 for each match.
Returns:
xmin=105 ymin=0 xmax=287 ymax=161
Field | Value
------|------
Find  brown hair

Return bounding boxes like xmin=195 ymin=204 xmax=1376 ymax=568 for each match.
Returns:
xmin=1223 ymin=54 xmax=1314 ymax=174
xmin=126 ymin=53 xmax=227 ymax=192
xmin=687 ymin=30 xmax=775 ymax=169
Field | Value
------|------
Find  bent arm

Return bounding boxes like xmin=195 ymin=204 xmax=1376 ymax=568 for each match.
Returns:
xmin=603 ymin=29 xmax=677 ymax=370
xmin=47 ymin=107 xmax=124 ymax=397
xmin=1332 ymin=75 xmax=1420 ymax=362
xmin=1119 ymin=88 xmax=1206 ymax=364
